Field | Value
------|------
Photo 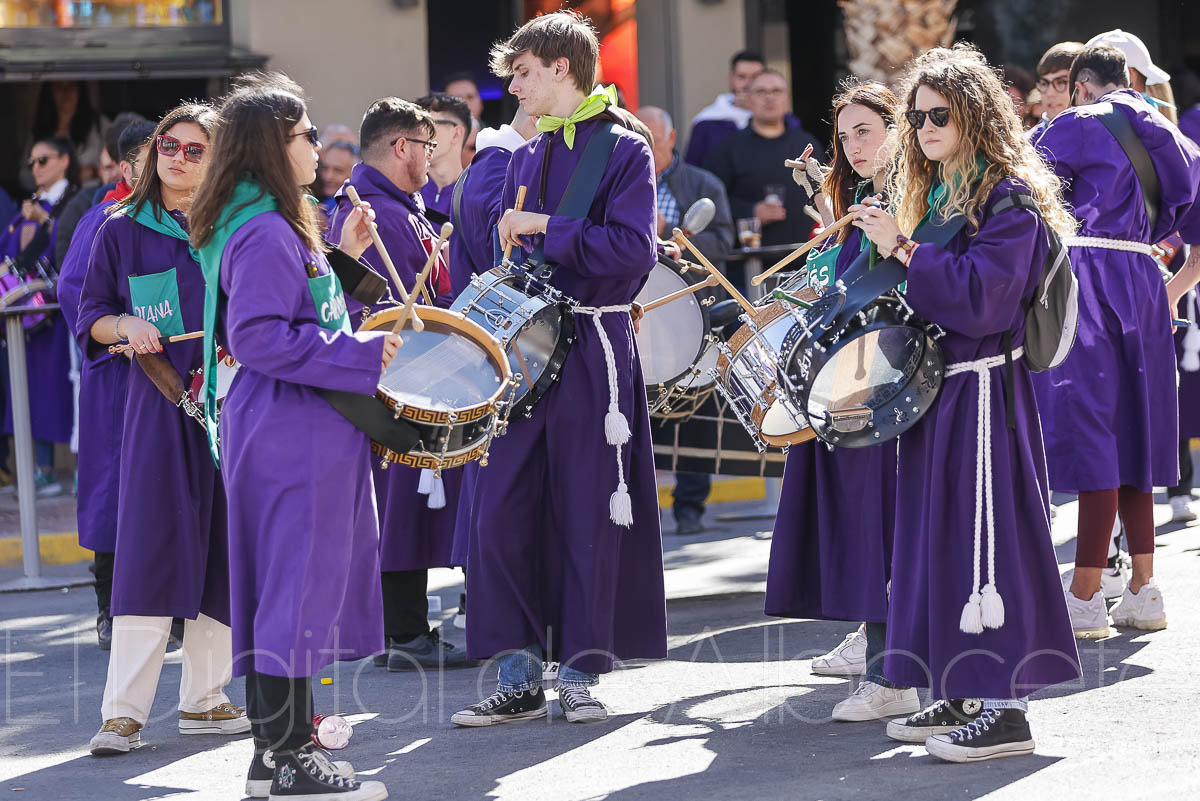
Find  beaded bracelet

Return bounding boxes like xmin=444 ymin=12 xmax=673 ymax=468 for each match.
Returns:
xmin=113 ymin=312 xmax=129 ymax=341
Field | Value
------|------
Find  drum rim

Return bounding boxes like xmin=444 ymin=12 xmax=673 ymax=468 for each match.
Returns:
xmin=637 ymin=259 xmax=713 ymax=390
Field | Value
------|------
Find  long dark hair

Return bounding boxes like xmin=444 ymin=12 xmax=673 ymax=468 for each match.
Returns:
xmin=821 ymin=79 xmax=898 ymax=243
xmin=190 ymin=73 xmax=323 ymax=252
xmin=117 ymin=102 xmax=216 ymax=221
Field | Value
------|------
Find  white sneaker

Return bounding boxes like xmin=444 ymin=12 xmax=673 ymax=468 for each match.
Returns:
xmin=1170 ymin=495 xmax=1197 ymax=523
xmin=1111 ymin=579 xmax=1167 ymax=631
xmin=812 ymin=626 xmax=867 ymax=677
xmin=831 ymin=680 xmax=920 ymax=722
xmin=1065 ymin=588 xmax=1110 ymax=639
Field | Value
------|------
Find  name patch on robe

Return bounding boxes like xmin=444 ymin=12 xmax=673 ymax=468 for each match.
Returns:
xmin=308 ymin=270 xmax=351 ymax=333
xmin=806 ymin=245 xmax=839 ymax=290
xmin=127 ymin=268 xmax=185 ymax=337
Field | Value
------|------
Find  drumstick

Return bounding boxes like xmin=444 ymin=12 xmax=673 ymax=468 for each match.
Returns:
xmin=641 ymin=274 xmax=719 ymax=312
xmin=750 ymin=211 xmax=857 ymax=287
xmin=501 ymin=185 xmax=528 ymax=265
xmin=345 ymin=184 xmax=424 ymax=333
xmin=510 ymin=339 xmax=537 ymax=393
xmin=394 ymin=221 xmax=453 ymax=334
xmin=672 ymin=228 xmax=756 ymax=315
xmin=108 ymin=330 xmax=205 ymax=354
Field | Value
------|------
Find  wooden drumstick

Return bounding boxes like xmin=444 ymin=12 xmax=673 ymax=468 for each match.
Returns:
xmin=750 ymin=211 xmax=858 ymax=287
xmin=641 ymin=274 xmax=719 ymax=312
xmin=345 ymin=184 xmax=424 ymax=333
xmin=108 ymin=329 xmax=205 ymax=354
xmin=394 ymin=221 xmax=453 ymax=333
xmin=501 ymin=185 xmax=528 ymax=265
xmin=672 ymin=228 xmax=756 ymax=315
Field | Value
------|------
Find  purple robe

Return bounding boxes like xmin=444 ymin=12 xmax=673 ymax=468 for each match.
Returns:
xmin=327 ymin=163 xmax=461 ymax=571
xmin=57 ymin=200 xmax=127 ymax=553
xmin=1179 ymin=104 xmax=1200 ymax=148
xmin=883 ymin=178 xmax=1080 ymax=699
xmin=0 ymin=202 xmax=74 ymax=444
xmin=219 ymin=211 xmax=388 ymax=678
xmin=465 ymin=117 xmax=667 ymax=675
xmin=765 ymin=232 xmax=898 ymax=623
xmin=76 ymin=210 xmax=229 ymax=623
xmin=419 ymin=178 xmax=454 ymax=219
xmin=1033 ymin=90 xmax=1200 ymax=492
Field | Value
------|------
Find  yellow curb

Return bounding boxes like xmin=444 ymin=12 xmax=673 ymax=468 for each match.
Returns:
xmin=0 ymin=532 xmax=91 ymax=568
xmin=658 ymin=477 xmax=766 ymax=508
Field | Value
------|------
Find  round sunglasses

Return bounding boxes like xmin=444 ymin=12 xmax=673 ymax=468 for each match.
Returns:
xmin=157 ymin=134 xmax=206 ymax=164
xmin=904 ymin=107 xmax=951 ymax=129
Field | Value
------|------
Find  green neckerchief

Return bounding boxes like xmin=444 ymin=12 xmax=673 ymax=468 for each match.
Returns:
xmin=536 ymin=84 xmax=618 ymax=149
xmin=920 ymin=155 xmax=988 ymax=228
xmin=197 ymin=178 xmax=278 ymax=466
xmin=122 ymin=202 xmax=200 ymax=263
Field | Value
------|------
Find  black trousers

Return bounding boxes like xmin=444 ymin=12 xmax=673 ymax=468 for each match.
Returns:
xmin=381 ymin=569 xmax=430 ymax=643
xmin=1168 ymin=438 xmax=1194 ymax=498
xmin=93 ymin=551 xmax=114 ymax=613
xmin=245 ymin=670 xmax=314 ymax=753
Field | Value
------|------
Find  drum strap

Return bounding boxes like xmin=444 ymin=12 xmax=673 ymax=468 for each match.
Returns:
xmin=319 ymin=389 xmax=421 ymax=457
xmin=945 ymin=346 xmax=1024 ymax=636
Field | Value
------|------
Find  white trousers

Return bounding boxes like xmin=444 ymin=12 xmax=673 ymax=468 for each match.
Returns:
xmin=100 ymin=614 xmax=233 ymax=724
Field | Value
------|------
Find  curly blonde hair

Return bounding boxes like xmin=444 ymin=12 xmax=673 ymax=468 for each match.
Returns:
xmin=887 ymin=43 xmax=1076 ymax=238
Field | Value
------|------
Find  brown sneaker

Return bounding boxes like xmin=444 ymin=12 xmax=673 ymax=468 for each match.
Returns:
xmin=90 ymin=717 xmax=143 ymax=755
xmin=179 ymin=702 xmax=251 ymax=735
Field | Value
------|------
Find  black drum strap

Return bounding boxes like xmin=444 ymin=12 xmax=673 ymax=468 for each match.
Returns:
xmin=318 ymin=388 xmax=421 ymax=456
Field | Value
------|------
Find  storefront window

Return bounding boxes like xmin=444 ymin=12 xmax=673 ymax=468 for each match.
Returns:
xmin=0 ymin=0 xmax=221 ymax=29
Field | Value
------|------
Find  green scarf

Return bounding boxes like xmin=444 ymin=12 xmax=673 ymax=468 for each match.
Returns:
xmin=922 ymin=155 xmax=989 ymax=226
xmin=197 ymin=179 xmax=278 ymax=466
xmin=123 ymin=203 xmax=200 ymax=263
xmin=535 ymin=84 xmax=618 ymax=149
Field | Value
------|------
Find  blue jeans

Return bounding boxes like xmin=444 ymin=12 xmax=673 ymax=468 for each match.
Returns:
xmin=864 ymin=621 xmax=907 ymax=690
xmin=672 ymin=472 xmax=711 ymax=520
xmin=497 ymin=644 xmax=598 ymax=692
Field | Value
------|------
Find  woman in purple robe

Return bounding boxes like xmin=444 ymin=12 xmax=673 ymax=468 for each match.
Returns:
xmin=189 ymin=74 xmax=394 ymax=800
xmin=0 ymin=136 xmax=78 ymax=494
xmin=766 ymin=81 xmax=917 ymax=722
xmin=848 ymin=45 xmax=1081 ymax=762
xmin=76 ymin=104 xmax=251 ymax=757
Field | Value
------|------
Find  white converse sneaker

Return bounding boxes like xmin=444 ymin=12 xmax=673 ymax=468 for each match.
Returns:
xmin=1065 ymin=588 xmax=1110 ymax=639
xmin=812 ymin=626 xmax=867 ymax=677
xmin=831 ymin=680 xmax=920 ymax=722
xmin=1110 ymin=579 xmax=1167 ymax=631
xmin=1170 ymin=495 xmax=1197 ymax=523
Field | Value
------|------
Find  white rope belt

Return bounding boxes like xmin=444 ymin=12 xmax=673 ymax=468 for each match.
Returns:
xmin=573 ymin=304 xmax=634 ymax=527
xmin=1062 ymin=235 xmax=1154 ymax=256
xmin=944 ymin=346 xmax=1023 ymax=634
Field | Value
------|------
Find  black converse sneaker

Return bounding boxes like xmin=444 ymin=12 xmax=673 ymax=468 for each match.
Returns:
xmin=450 ymin=687 xmax=547 ymax=727
xmin=886 ymin=699 xmax=983 ymax=743
xmin=269 ymin=743 xmax=387 ymax=799
xmin=924 ymin=708 xmax=1036 ymax=762
xmin=245 ymin=747 xmax=356 ymax=798
xmin=558 ymin=686 xmax=608 ymax=723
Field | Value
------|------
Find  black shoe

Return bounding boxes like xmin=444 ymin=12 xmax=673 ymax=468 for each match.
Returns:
xmin=166 ymin=617 xmax=184 ymax=651
xmin=885 ymin=698 xmax=982 ymax=743
xmin=96 ymin=611 xmax=112 ymax=651
xmin=673 ymin=510 xmax=704 ymax=535
xmin=559 ymin=685 xmax=609 ymax=723
xmin=924 ymin=708 xmax=1035 ymax=762
xmin=372 ymin=639 xmax=393 ymax=668
xmin=269 ymin=743 xmax=386 ymax=799
xmin=246 ymin=746 xmax=357 ymax=798
xmin=386 ymin=627 xmax=476 ymax=671
xmin=451 ymin=686 xmax=547 ymax=727
xmin=453 ymin=592 xmax=467 ymax=629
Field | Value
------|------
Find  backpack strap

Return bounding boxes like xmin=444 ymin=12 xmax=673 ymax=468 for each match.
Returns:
xmin=451 ymin=162 xmax=470 ymax=235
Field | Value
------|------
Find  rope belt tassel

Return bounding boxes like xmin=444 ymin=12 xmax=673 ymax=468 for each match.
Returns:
xmin=945 ymin=347 xmax=1024 ymax=634
xmin=418 ymin=468 xmax=446 ymax=509
xmin=574 ymin=304 xmax=634 ymax=527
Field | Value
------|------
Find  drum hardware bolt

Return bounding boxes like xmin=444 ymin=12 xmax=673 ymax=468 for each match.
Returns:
xmin=380 ymin=459 xmax=389 ymax=470
xmin=393 ymin=409 xmax=401 ymax=419
xmin=874 ymin=432 xmax=881 ymax=439
xmin=934 ymin=370 xmax=941 ymax=377
xmin=906 ymin=396 xmax=912 ymax=402
xmin=913 ymin=407 xmax=920 ymax=413
xmin=833 ymin=436 xmax=840 ymax=443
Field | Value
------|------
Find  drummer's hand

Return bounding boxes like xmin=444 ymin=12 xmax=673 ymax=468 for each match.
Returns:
xmin=849 ymin=201 xmax=902 ymax=255
xmin=338 ymin=201 xmax=376 ymax=260
xmin=660 ymin=239 xmax=682 ymax=261
xmin=631 ymin=302 xmax=644 ymax=334
xmin=121 ymin=315 xmax=162 ymax=354
xmin=498 ymin=210 xmax=550 ymax=251
xmin=21 ymin=200 xmax=49 ymax=225
xmin=380 ymin=332 xmax=404 ymax=373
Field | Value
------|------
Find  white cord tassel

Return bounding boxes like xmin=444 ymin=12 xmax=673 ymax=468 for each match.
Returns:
xmin=576 ymin=305 xmax=634 ymax=526
xmin=946 ymin=348 xmax=1021 ymax=634
xmin=418 ymin=468 xmax=446 ymax=509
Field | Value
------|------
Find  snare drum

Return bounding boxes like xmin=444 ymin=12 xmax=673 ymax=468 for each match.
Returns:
xmin=360 ymin=305 xmax=513 ymax=471
xmin=0 ymin=258 xmax=52 ymax=334
xmin=451 ymin=265 xmax=574 ymax=417
xmin=634 ymin=259 xmax=716 ymax=420
xmin=188 ymin=346 xmax=240 ymax=407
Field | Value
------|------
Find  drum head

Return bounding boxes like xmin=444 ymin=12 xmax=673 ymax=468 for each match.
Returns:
xmin=636 ymin=264 xmax=707 ymax=386
xmin=379 ymin=320 xmax=504 ymax=411
xmin=807 ymin=326 xmax=923 ymax=419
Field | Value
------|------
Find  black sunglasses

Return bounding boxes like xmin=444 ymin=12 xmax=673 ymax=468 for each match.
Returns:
xmin=28 ymin=155 xmax=53 ymax=168
xmin=904 ymin=107 xmax=952 ymax=129
xmin=289 ymin=126 xmax=321 ymax=147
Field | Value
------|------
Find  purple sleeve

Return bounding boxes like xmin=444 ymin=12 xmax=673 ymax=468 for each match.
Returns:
xmin=56 ymin=208 xmax=103 ymax=338
xmin=222 ymin=218 xmax=383 ymax=395
xmin=543 ymin=135 xmax=657 ymax=281
xmin=904 ymin=207 xmax=1042 ymax=339
xmin=75 ymin=216 xmax=127 ymax=359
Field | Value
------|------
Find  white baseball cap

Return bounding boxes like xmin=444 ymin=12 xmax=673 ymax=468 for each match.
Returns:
xmin=1085 ymin=29 xmax=1170 ymax=85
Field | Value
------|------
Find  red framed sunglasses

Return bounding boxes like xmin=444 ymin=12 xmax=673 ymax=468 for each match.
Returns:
xmin=157 ymin=134 xmax=206 ymax=164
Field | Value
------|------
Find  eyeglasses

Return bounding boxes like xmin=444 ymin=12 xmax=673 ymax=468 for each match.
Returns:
xmin=288 ymin=126 xmax=321 ymax=147
xmin=1036 ymin=76 xmax=1070 ymax=93
xmin=157 ymin=134 xmax=206 ymax=164
xmin=390 ymin=136 xmax=438 ymax=157
xmin=28 ymin=155 xmax=54 ymax=168
xmin=904 ymin=107 xmax=952 ymax=129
